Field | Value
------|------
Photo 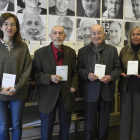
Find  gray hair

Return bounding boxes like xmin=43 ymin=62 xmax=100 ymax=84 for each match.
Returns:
xmin=51 ymin=25 xmax=66 ymax=35
xmin=128 ymin=26 xmax=140 ymax=48
xmin=57 ymin=16 xmax=73 ymax=30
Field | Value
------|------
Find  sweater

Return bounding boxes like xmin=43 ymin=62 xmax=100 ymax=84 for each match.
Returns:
xmin=0 ymin=41 xmax=32 ymax=101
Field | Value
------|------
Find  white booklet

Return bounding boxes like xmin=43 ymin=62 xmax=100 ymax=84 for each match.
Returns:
xmin=127 ymin=61 xmax=138 ymax=75
xmin=2 ymin=73 xmax=16 ymax=89
xmin=56 ymin=66 xmax=68 ymax=81
xmin=94 ymin=64 xmax=106 ymax=79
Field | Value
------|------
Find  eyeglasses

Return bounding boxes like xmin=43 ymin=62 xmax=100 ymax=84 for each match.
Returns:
xmin=90 ymin=32 xmax=103 ymax=37
xmin=3 ymin=23 xmax=16 ymax=28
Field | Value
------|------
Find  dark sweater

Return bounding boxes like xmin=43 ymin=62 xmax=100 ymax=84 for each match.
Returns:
xmin=0 ymin=41 xmax=32 ymax=101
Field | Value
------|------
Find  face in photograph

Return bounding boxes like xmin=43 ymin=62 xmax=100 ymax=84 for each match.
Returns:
xmin=57 ymin=17 xmax=73 ymax=41
xmin=131 ymin=0 xmax=140 ymax=19
xmin=55 ymin=0 xmax=70 ymax=13
xmin=106 ymin=0 xmax=121 ymax=18
xmin=80 ymin=19 xmax=97 ymax=46
xmin=81 ymin=0 xmax=99 ymax=17
xmin=109 ymin=21 xmax=122 ymax=46
xmin=22 ymin=14 xmax=44 ymax=41
xmin=24 ymin=0 xmax=39 ymax=8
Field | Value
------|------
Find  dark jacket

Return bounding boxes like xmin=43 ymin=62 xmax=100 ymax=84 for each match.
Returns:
xmin=118 ymin=46 xmax=140 ymax=93
xmin=31 ymin=43 xmax=78 ymax=114
xmin=7 ymin=1 xmax=14 ymax=11
xmin=77 ymin=43 xmax=121 ymax=102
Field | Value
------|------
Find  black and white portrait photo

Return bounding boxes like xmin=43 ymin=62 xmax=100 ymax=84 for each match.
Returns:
xmin=77 ymin=0 xmax=100 ymax=18
xmin=124 ymin=22 xmax=140 ymax=46
xmin=102 ymin=0 xmax=123 ymax=19
xmin=49 ymin=0 xmax=75 ymax=16
xmin=125 ymin=0 xmax=140 ymax=20
xmin=49 ymin=15 xmax=75 ymax=42
xmin=17 ymin=0 xmax=47 ymax=15
xmin=102 ymin=20 xmax=123 ymax=47
xmin=17 ymin=13 xmax=46 ymax=42
xmin=0 ymin=0 xmax=14 ymax=12
xmin=76 ymin=18 xmax=100 ymax=46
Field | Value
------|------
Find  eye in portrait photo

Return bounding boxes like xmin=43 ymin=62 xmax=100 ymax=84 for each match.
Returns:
xmin=48 ymin=15 xmax=75 ymax=42
xmin=102 ymin=0 xmax=123 ymax=19
xmin=49 ymin=0 xmax=75 ymax=16
xmin=77 ymin=0 xmax=100 ymax=18
xmin=17 ymin=13 xmax=46 ymax=42
xmin=17 ymin=0 xmax=47 ymax=15
xmin=76 ymin=18 xmax=100 ymax=46
xmin=102 ymin=20 xmax=123 ymax=47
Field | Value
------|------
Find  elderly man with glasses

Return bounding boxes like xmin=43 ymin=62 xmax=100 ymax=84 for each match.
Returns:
xmin=77 ymin=24 xmax=121 ymax=140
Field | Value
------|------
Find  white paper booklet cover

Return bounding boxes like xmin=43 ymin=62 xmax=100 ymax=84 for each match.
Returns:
xmin=64 ymin=41 xmax=73 ymax=49
xmin=127 ymin=61 xmax=138 ymax=75
xmin=94 ymin=64 xmax=106 ymax=79
xmin=56 ymin=66 xmax=68 ymax=81
xmin=74 ymin=42 xmax=84 ymax=54
xmin=30 ymin=41 xmax=40 ymax=55
xmin=2 ymin=73 xmax=16 ymax=89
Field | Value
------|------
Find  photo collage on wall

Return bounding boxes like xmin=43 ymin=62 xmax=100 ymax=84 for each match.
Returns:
xmin=0 ymin=0 xmax=140 ymax=54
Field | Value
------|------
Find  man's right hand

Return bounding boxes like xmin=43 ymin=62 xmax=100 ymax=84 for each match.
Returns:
xmin=51 ymin=75 xmax=62 ymax=83
xmin=121 ymin=73 xmax=131 ymax=78
xmin=88 ymin=73 xmax=99 ymax=81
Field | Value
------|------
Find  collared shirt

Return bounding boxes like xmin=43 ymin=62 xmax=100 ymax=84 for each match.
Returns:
xmin=51 ymin=43 xmax=63 ymax=66
xmin=0 ymin=39 xmax=14 ymax=51
xmin=3 ymin=2 xmax=9 ymax=11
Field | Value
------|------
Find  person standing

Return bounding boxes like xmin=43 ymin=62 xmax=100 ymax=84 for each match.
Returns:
xmin=119 ymin=26 xmax=140 ymax=140
xmin=0 ymin=12 xmax=32 ymax=140
xmin=77 ymin=24 xmax=121 ymax=140
xmin=31 ymin=25 xmax=78 ymax=140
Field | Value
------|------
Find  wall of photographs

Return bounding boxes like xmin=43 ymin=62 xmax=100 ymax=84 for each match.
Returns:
xmin=1 ymin=0 xmax=140 ymax=55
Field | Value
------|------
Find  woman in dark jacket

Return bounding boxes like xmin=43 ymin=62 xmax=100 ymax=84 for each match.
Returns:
xmin=119 ymin=26 xmax=140 ymax=140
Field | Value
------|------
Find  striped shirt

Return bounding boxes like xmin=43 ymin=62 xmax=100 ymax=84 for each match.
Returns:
xmin=0 ymin=39 xmax=14 ymax=51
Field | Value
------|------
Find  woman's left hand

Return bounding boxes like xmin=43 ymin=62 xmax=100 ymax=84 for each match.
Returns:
xmin=70 ymin=87 xmax=76 ymax=92
xmin=134 ymin=74 xmax=140 ymax=78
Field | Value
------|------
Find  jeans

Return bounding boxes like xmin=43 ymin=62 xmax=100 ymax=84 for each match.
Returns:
xmin=39 ymin=93 xmax=71 ymax=140
xmin=0 ymin=100 xmax=25 ymax=140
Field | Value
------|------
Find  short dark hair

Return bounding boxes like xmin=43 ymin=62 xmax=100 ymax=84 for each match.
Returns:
xmin=17 ymin=0 xmax=41 ymax=8
xmin=0 ymin=12 xmax=22 ymax=45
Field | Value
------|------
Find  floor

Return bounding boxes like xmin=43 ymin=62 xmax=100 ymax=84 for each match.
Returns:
xmin=28 ymin=125 xmax=122 ymax=140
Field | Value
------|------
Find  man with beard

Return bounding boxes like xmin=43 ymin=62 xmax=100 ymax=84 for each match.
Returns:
xmin=79 ymin=18 xmax=97 ymax=46
xmin=49 ymin=0 xmax=75 ymax=16
xmin=57 ymin=16 xmax=73 ymax=41
xmin=81 ymin=0 xmax=100 ymax=17
xmin=31 ymin=25 xmax=78 ymax=140
xmin=106 ymin=21 xmax=122 ymax=46
xmin=128 ymin=0 xmax=140 ymax=20
xmin=21 ymin=14 xmax=46 ymax=41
